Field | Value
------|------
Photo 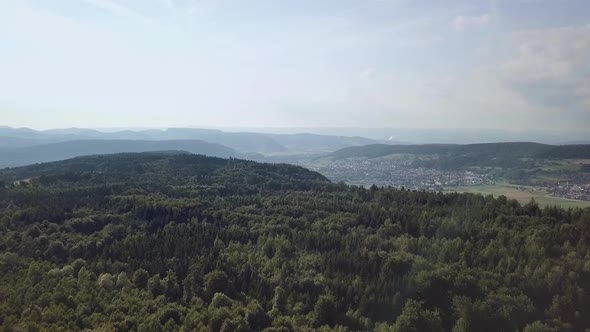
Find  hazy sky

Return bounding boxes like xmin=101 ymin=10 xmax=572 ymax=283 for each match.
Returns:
xmin=0 ymin=0 xmax=589 ymax=130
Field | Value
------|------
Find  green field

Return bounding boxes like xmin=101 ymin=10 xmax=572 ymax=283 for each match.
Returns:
xmin=447 ymin=184 xmax=590 ymax=208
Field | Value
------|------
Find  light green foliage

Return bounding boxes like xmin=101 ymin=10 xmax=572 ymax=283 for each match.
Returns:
xmin=270 ymin=286 xmax=288 ymax=316
xmin=148 ymin=275 xmax=164 ymax=297
xmin=390 ymin=300 xmax=443 ymax=332
xmin=133 ymin=268 xmax=149 ymax=289
xmin=116 ymin=272 xmax=132 ymax=289
xmin=210 ymin=293 xmax=233 ymax=309
xmin=523 ymin=321 xmax=557 ymax=332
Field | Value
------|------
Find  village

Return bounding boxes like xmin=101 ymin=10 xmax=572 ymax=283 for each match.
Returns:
xmin=544 ymin=177 xmax=590 ymax=201
xmin=304 ymin=159 xmax=495 ymax=191
xmin=304 ymin=158 xmax=590 ymax=202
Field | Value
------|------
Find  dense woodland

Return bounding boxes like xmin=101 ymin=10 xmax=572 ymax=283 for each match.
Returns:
xmin=1 ymin=152 xmax=590 ymax=331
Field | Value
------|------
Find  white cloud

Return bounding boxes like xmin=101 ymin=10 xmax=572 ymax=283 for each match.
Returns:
xmin=1 ymin=0 xmax=588 ymax=130
xmin=188 ymin=0 xmax=197 ymax=15
xmin=361 ymin=67 xmax=376 ymax=78
xmin=82 ymin=0 xmax=152 ymax=23
xmin=158 ymin=0 xmax=177 ymax=12
xmin=502 ymin=25 xmax=590 ymax=110
xmin=157 ymin=0 xmax=197 ymax=18
xmin=451 ymin=14 xmax=492 ymax=31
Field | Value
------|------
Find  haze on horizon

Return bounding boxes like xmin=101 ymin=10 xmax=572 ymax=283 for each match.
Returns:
xmin=1 ymin=0 xmax=589 ymax=131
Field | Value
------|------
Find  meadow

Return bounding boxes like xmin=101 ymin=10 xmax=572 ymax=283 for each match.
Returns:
xmin=448 ymin=184 xmax=590 ymax=208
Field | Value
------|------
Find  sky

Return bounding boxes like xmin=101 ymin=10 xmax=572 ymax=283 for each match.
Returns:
xmin=0 ymin=0 xmax=589 ymax=130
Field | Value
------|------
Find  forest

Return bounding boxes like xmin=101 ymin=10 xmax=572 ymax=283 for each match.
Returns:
xmin=0 ymin=152 xmax=589 ymax=331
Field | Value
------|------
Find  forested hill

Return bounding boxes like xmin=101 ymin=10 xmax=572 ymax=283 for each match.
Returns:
xmin=0 ymin=152 xmax=330 ymax=190
xmin=331 ymin=142 xmax=590 ymax=159
xmin=330 ymin=142 xmax=590 ymax=167
xmin=0 ymin=139 xmax=239 ymax=168
xmin=1 ymin=153 xmax=590 ymax=331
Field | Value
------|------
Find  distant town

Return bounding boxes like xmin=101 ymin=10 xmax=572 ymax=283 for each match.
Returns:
xmin=304 ymin=159 xmax=494 ymax=190
xmin=302 ymin=159 xmax=590 ymax=202
xmin=546 ymin=173 xmax=590 ymax=201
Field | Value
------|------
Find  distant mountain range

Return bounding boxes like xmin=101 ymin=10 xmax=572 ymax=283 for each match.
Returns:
xmin=0 ymin=140 xmax=237 ymax=168
xmin=1 ymin=127 xmax=590 ymax=169
xmin=216 ymin=127 xmax=590 ymax=144
xmin=0 ymin=127 xmax=381 ymax=155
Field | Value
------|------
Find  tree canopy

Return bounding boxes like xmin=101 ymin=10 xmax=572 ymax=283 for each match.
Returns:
xmin=0 ymin=152 xmax=589 ymax=331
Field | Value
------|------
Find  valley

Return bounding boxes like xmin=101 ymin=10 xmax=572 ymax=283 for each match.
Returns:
xmin=1 ymin=127 xmax=590 ymax=207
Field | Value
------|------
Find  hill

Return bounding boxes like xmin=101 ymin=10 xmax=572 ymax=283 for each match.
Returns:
xmin=331 ymin=142 xmax=590 ymax=168
xmin=0 ymin=153 xmax=589 ymax=331
xmin=267 ymin=133 xmax=377 ymax=154
xmin=159 ymin=128 xmax=288 ymax=154
xmin=0 ymin=140 xmax=238 ymax=168
xmin=0 ymin=152 xmax=329 ymax=189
